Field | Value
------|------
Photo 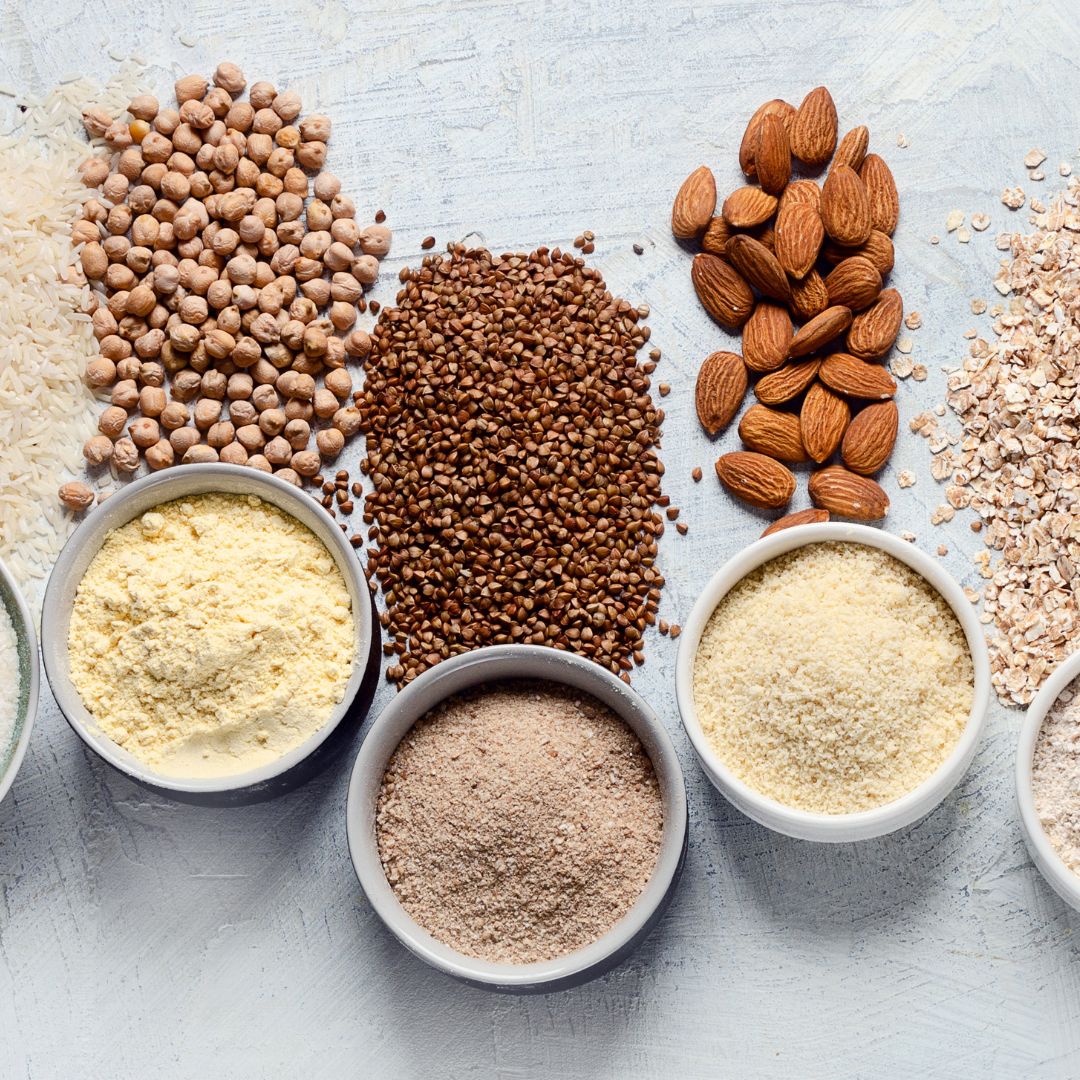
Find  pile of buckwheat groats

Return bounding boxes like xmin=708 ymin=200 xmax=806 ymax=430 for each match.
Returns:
xmin=358 ymin=243 xmax=666 ymax=686
xmin=918 ymin=160 xmax=1080 ymax=705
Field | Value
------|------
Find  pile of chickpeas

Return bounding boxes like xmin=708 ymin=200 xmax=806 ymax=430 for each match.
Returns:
xmin=67 ymin=62 xmax=387 ymax=502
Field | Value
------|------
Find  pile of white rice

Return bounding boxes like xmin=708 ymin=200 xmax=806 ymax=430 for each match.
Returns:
xmin=0 ymin=66 xmax=144 ymax=592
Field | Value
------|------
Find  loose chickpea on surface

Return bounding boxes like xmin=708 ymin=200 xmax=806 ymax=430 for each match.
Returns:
xmin=59 ymin=482 xmax=95 ymax=512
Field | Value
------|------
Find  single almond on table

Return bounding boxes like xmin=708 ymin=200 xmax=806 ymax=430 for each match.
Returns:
xmin=833 ymin=125 xmax=869 ymax=172
xmin=726 ymin=234 xmax=791 ymax=302
xmin=760 ymin=507 xmax=830 ymax=537
xmin=701 ymin=216 xmax=734 ymax=256
xmin=789 ymin=269 xmax=830 ymax=321
xmin=819 ymin=352 xmax=897 ymax=398
xmin=715 ymin=451 xmax=796 ymax=510
xmin=743 ymin=301 xmax=794 ymax=372
xmin=808 ymin=464 xmax=889 ymax=519
xmin=820 ymin=164 xmax=872 ymax=247
xmin=775 ymin=200 xmax=824 ymax=279
xmin=672 ymin=165 xmax=718 ymax=239
xmin=778 ymin=178 xmax=821 ymax=214
xmin=695 ymin=350 xmax=748 ymax=435
xmin=691 ymin=253 xmax=755 ymax=331
xmin=755 ymin=357 xmax=822 ymax=405
xmin=824 ymin=255 xmax=882 ymax=311
xmin=739 ymin=99 xmax=795 ymax=177
xmin=754 ymin=113 xmax=791 ymax=195
xmin=789 ymin=304 xmax=852 ymax=358
xmin=790 ymin=86 xmax=838 ymax=167
xmin=860 ymin=154 xmax=899 ymax=235
xmin=738 ymin=404 xmax=807 ymax=463
xmin=822 ymin=230 xmax=894 ymax=276
xmin=800 ymin=381 xmax=850 ymax=462
xmin=841 ymin=400 xmax=898 ymax=475
xmin=846 ymin=288 xmax=903 ymax=359
xmin=722 ymin=186 xmax=779 ymax=228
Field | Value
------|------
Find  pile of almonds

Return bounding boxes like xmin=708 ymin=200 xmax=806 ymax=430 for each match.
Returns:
xmin=672 ymin=87 xmax=904 ymax=528
xmin=61 ymin=62 xmax=387 ymax=508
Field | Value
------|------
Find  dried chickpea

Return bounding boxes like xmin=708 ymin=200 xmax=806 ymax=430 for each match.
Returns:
xmin=129 ymin=94 xmax=159 ymax=121
xmin=112 ymin=437 xmax=140 ymax=472
xmin=171 ymin=370 xmax=202 ymax=402
xmin=229 ymin=400 xmax=257 ymax=426
xmin=169 ymin=426 xmax=200 ymax=455
xmin=219 ymin=442 xmax=248 ymax=465
xmin=225 ymin=101 xmax=254 ymax=132
xmin=315 ymin=428 xmax=345 ymax=459
xmin=259 ymin=408 xmax=286 ymax=436
xmin=59 ymin=482 xmax=95 ymax=511
xmin=300 ymin=279 xmax=330 ymax=306
xmin=333 ymin=407 xmax=361 ymax=437
xmin=175 ymin=74 xmax=208 ymax=104
xmin=194 ymin=398 xmax=222 ymax=430
xmin=115 ymin=357 xmax=141 ymax=382
xmin=283 ymin=418 xmax=310 ymax=450
xmin=299 ymin=114 xmax=331 ymax=142
xmin=84 ymin=357 xmax=116 ymax=389
xmin=99 ymin=405 xmax=128 ymax=438
xmin=139 ymin=386 xmax=167 ymax=417
xmin=129 ymin=416 xmax=160 ymax=449
xmin=274 ymin=467 xmax=301 ymax=487
xmin=296 ymin=141 xmax=326 ymax=171
xmin=160 ymin=401 xmax=189 ymax=430
xmin=283 ymin=399 xmax=313 ymax=422
xmin=79 ymin=156 xmax=110 ymax=187
xmin=351 ymin=254 xmax=379 ymax=286
xmin=83 ymin=435 xmax=114 ymax=466
xmin=291 ymin=450 xmax=320 ymax=477
xmin=207 ymin=420 xmax=236 ymax=448
xmin=358 ymin=224 xmax=392 ymax=258
xmin=328 ymin=300 xmax=356 ymax=331
xmin=145 ymin=440 xmax=175 ymax=470
xmin=102 ymin=172 xmax=129 ymax=202
xmin=324 ymin=368 xmax=352 ymax=399
xmin=312 ymin=388 xmax=338 ymax=420
xmin=264 ymin=435 xmax=292 ymax=465
xmin=183 ymin=445 xmax=219 ymax=464
xmin=236 ymin=424 xmax=265 ymax=451
xmin=247 ymin=454 xmax=272 ymax=473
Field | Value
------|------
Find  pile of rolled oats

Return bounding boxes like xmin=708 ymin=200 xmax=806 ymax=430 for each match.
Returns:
xmin=920 ymin=169 xmax=1080 ymax=705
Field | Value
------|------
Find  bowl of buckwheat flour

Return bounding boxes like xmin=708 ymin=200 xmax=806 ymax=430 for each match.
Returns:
xmin=40 ymin=465 xmax=377 ymax=804
xmin=1017 ymin=652 xmax=1080 ymax=912
xmin=0 ymin=558 xmax=39 ymax=806
xmin=346 ymin=644 xmax=688 ymax=992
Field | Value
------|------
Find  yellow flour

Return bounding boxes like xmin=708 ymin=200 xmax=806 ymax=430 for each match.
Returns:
xmin=68 ymin=493 xmax=355 ymax=778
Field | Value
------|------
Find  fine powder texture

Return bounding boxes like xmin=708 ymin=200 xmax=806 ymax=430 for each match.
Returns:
xmin=376 ymin=682 xmax=663 ymax=964
xmin=0 ymin=602 xmax=18 ymax=764
xmin=1032 ymin=679 xmax=1080 ymax=874
xmin=68 ymin=494 xmax=354 ymax=777
xmin=693 ymin=542 xmax=975 ymax=814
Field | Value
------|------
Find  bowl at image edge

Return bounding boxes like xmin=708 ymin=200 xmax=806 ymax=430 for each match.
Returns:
xmin=1016 ymin=649 xmax=1080 ymax=913
xmin=39 ymin=464 xmax=378 ymax=806
xmin=675 ymin=522 xmax=992 ymax=843
xmin=346 ymin=644 xmax=689 ymax=993
xmin=0 ymin=558 xmax=40 ymax=806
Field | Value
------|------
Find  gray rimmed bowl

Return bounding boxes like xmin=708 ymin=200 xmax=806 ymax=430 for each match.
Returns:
xmin=40 ymin=464 xmax=378 ymax=806
xmin=0 ymin=558 xmax=39 ymax=806
xmin=346 ymin=644 xmax=688 ymax=993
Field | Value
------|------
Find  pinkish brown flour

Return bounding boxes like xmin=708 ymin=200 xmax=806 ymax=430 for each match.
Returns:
xmin=376 ymin=681 xmax=663 ymax=965
xmin=1033 ymin=677 xmax=1080 ymax=874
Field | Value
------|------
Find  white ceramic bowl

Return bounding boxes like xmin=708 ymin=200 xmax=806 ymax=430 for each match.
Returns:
xmin=40 ymin=464 xmax=376 ymax=803
xmin=676 ymin=522 xmax=991 ymax=842
xmin=347 ymin=644 xmax=688 ymax=992
xmin=1016 ymin=650 xmax=1080 ymax=912
xmin=0 ymin=558 xmax=39 ymax=806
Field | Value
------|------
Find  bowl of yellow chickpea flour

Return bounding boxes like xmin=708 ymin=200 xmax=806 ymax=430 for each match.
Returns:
xmin=0 ymin=558 xmax=39 ymax=807
xmin=41 ymin=465 xmax=376 ymax=803
xmin=676 ymin=523 xmax=990 ymax=843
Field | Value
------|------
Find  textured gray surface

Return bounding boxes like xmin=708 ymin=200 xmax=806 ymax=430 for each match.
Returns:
xmin=2 ymin=0 xmax=1080 ymax=1077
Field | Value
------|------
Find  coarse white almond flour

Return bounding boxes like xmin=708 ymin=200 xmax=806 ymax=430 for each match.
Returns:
xmin=68 ymin=493 xmax=354 ymax=777
xmin=1032 ymin=678 xmax=1080 ymax=875
xmin=693 ymin=542 xmax=974 ymax=814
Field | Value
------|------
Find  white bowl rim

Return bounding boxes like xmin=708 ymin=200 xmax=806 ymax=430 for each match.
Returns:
xmin=0 ymin=557 xmax=39 ymax=805
xmin=1015 ymin=648 xmax=1080 ymax=910
xmin=346 ymin=643 xmax=688 ymax=989
xmin=40 ymin=464 xmax=373 ymax=795
xmin=675 ymin=522 xmax=991 ymax=842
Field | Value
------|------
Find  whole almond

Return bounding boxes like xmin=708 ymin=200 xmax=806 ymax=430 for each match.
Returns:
xmin=790 ymin=86 xmax=838 ymax=167
xmin=754 ymin=113 xmax=791 ymax=195
xmin=761 ymin=508 xmax=830 ymax=537
xmin=715 ymin=451 xmax=796 ymax=510
xmin=824 ymin=256 xmax=882 ymax=310
xmin=789 ymin=269 xmax=830 ymax=321
xmin=820 ymin=164 xmax=872 ymax=247
xmin=778 ymin=178 xmax=821 ymax=214
xmin=809 ymin=464 xmax=889 ymax=519
xmin=847 ymin=288 xmax=903 ymax=359
xmin=691 ymin=253 xmax=755 ymax=331
xmin=727 ymin=234 xmax=791 ymax=302
xmin=739 ymin=99 xmax=795 ymax=177
xmin=695 ymin=350 xmax=748 ymax=435
xmin=860 ymin=154 xmax=899 ymax=235
xmin=822 ymin=230 xmax=894 ymax=276
xmin=775 ymin=200 xmax=824 ymax=279
xmin=819 ymin=352 xmax=897 ymax=399
xmin=841 ymin=400 xmax=898 ymax=475
xmin=701 ymin=216 xmax=734 ymax=256
xmin=742 ymin=301 xmax=794 ymax=372
xmin=672 ymin=165 xmax=718 ymax=239
xmin=789 ymin=304 xmax=852 ymax=358
xmin=755 ymin=358 xmax=821 ymax=405
xmin=738 ymin=404 xmax=807 ymax=463
xmin=800 ymin=381 xmax=850 ymax=462
xmin=722 ymin=186 xmax=779 ymax=228
xmin=833 ymin=125 xmax=869 ymax=171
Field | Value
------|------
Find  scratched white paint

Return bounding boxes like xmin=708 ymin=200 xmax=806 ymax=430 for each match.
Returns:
xmin=1 ymin=1 xmax=1079 ymax=1077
